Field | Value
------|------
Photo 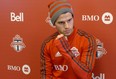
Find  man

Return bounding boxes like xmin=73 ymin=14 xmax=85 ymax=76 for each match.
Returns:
xmin=40 ymin=0 xmax=106 ymax=79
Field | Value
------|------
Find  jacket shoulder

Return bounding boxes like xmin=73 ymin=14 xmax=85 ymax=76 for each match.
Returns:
xmin=77 ymin=29 xmax=94 ymax=37
xmin=77 ymin=29 xmax=97 ymax=45
xmin=41 ymin=32 xmax=58 ymax=50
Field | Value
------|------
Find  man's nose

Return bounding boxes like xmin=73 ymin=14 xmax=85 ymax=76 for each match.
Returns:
xmin=64 ymin=22 xmax=69 ymax=29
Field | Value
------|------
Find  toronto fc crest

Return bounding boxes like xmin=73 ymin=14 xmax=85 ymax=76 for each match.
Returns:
xmin=10 ymin=35 xmax=26 ymax=52
xmin=70 ymin=47 xmax=80 ymax=57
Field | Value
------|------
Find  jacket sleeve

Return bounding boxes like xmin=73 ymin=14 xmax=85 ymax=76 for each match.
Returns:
xmin=40 ymin=42 xmax=53 ymax=79
xmin=54 ymin=36 xmax=97 ymax=79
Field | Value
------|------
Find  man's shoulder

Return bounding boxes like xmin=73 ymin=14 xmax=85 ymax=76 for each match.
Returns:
xmin=76 ymin=29 xmax=96 ymax=43
xmin=77 ymin=29 xmax=95 ymax=38
xmin=42 ymin=32 xmax=59 ymax=45
xmin=76 ymin=29 xmax=97 ymax=47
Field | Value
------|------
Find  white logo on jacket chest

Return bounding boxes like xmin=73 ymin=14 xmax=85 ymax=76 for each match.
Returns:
xmin=70 ymin=47 xmax=80 ymax=57
xmin=54 ymin=65 xmax=68 ymax=71
xmin=55 ymin=51 xmax=62 ymax=57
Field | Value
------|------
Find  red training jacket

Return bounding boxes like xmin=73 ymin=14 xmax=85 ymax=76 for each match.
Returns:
xmin=40 ymin=27 xmax=97 ymax=79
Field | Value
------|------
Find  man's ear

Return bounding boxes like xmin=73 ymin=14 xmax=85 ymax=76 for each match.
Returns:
xmin=49 ymin=20 xmax=56 ymax=28
xmin=45 ymin=16 xmax=56 ymax=28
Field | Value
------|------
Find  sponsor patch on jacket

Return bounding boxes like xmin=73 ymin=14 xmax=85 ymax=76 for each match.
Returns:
xmin=70 ymin=47 xmax=80 ymax=57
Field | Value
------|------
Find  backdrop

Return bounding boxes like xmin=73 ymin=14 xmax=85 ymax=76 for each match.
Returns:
xmin=0 ymin=0 xmax=115 ymax=79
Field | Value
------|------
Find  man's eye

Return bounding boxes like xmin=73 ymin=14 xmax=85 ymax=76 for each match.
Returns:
xmin=58 ymin=22 xmax=64 ymax=24
xmin=67 ymin=18 xmax=72 ymax=22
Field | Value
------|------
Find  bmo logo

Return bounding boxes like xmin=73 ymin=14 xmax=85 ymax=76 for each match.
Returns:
xmin=7 ymin=64 xmax=31 ymax=75
xmin=10 ymin=12 xmax=24 ymax=22
xmin=7 ymin=65 xmax=21 ymax=71
xmin=22 ymin=64 xmax=31 ymax=75
xmin=102 ymin=12 xmax=113 ymax=24
xmin=82 ymin=15 xmax=100 ymax=21
xmin=54 ymin=65 xmax=68 ymax=71
xmin=82 ymin=12 xmax=113 ymax=25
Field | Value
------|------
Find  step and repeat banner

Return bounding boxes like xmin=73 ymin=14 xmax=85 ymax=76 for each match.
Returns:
xmin=0 ymin=0 xmax=115 ymax=79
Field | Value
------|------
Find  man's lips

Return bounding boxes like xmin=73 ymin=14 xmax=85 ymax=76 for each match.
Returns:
xmin=64 ymin=30 xmax=71 ymax=34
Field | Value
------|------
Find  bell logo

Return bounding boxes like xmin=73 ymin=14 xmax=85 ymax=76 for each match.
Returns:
xmin=92 ymin=73 xmax=105 ymax=79
xmin=102 ymin=12 xmax=113 ymax=24
xmin=10 ymin=12 xmax=24 ymax=22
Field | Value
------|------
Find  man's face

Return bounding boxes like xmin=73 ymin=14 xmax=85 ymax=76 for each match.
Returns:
xmin=54 ymin=12 xmax=74 ymax=36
